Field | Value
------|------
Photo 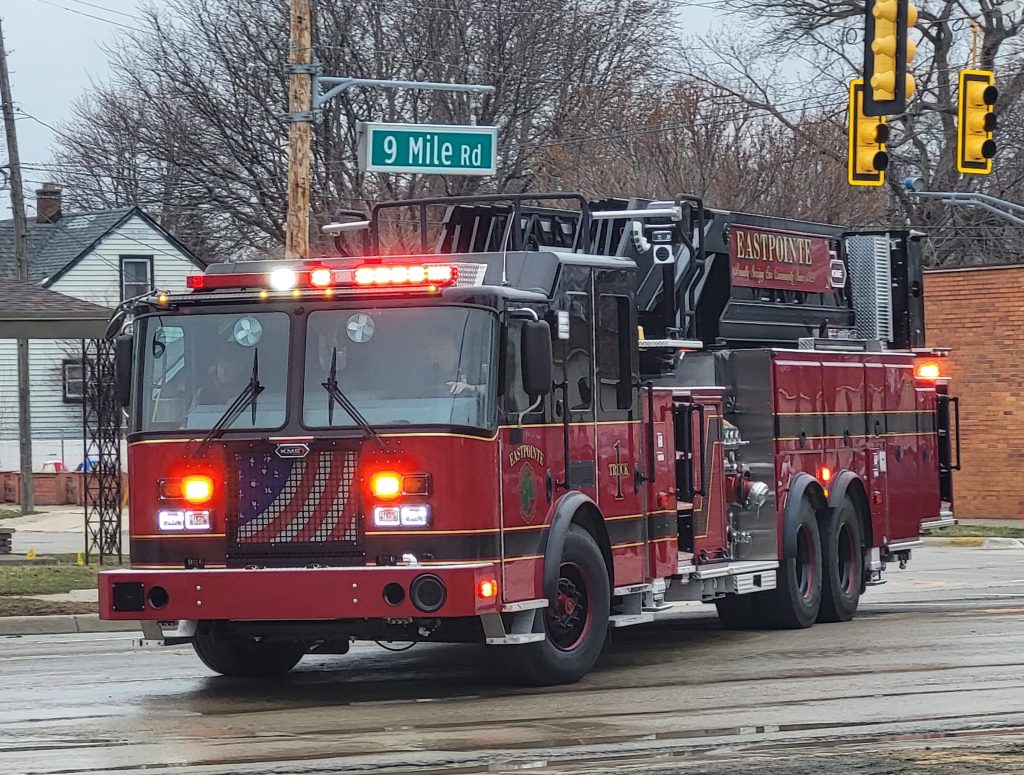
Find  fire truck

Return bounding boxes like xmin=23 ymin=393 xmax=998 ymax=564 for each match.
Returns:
xmin=99 ymin=192 xmax=958 ymax=685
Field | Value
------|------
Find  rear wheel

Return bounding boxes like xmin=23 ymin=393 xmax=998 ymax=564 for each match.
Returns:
xmin=761 ymin=496 xmax=822 ymax=629
xmin=818 ymin=493 xmax=864 ymax=623
xmin=192 ymin=622 xmax=307 ymax=677
xmin=503 ymin=525 xmax=610 ymax=686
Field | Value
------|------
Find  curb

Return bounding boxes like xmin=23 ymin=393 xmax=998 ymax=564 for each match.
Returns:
xmin=923 ymin=536 xmax=1024 ymax=549
xmin=0 ymin=614 xmax=140 ymax=637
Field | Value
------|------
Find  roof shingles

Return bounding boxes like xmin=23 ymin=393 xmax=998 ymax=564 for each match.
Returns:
xmin=0 ymin=208 xmax=135 ymax=284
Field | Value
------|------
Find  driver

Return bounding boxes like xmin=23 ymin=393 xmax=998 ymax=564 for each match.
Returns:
xmin=196 ymin=343 xmax=247 ymax=404
xmin=433 ymin=337 xmax=483 ymax=397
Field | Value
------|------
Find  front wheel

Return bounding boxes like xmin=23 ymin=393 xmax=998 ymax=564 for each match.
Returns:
xmin=503 ymin=525 xmax=610 ymax=686
xmin=192 ymin=622 xmax=307 ymax=677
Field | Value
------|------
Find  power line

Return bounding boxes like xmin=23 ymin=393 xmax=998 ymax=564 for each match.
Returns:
xmin=29 ymin=0 xmax=144 ymax=31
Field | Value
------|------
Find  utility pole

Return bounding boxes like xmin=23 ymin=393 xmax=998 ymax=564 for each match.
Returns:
xmin=0 ymin=17 xmax=35 ymax=514
xmin=285 ymin=0 xmax=312 ymax=259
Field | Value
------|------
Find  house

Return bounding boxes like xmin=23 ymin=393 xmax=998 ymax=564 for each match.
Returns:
xmin=0 ymin=183 xmax=204 ymax=471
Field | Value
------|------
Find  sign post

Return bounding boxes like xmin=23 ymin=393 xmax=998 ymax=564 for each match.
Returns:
xmin=359 ymin=122 xmax=497 ymax=176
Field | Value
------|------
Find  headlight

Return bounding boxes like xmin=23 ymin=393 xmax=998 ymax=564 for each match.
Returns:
xmin=158 ymin=510 xmax=185 ymax=531
xmin=373 ymin=506 xmax=401 ymax=527
xmin=399 ymin=505 xmax=430 ymax=527
xmin=184 ymin=510 xmax=211 ymax=531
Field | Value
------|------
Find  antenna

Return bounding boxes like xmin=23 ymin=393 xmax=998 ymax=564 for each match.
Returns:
xmin=499 ymin=211 xmax=516 ymax=287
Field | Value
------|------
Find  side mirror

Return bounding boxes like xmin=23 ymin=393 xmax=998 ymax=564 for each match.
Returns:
xmin=520 ymin=320 xmax=553 ymax=397
xmin=115 ymin=333 xmax=134 ymax=409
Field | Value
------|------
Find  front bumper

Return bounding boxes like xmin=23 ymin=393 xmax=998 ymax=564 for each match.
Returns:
xmin=99 ymin=563 xmax=501 ymax=621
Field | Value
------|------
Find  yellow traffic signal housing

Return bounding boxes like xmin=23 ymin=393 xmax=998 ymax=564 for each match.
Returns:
xmin=848 ymin=80 xmax=889 ymax=187
xmin=863 ymin=0 xmax=918 ymax=116
xmin=957 ymin=69 xmax=998 ymax=175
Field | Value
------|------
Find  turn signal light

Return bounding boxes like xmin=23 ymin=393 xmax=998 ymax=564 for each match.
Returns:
xmin=915 ymin=361 xmax=941 ymax=380
xmin=477 ymin=578 xmax=498 ymax=599
xmin=181 ymin=474 xmax=214 ymax=505
xmin=370 ymin=471 xmax=402 ymax=500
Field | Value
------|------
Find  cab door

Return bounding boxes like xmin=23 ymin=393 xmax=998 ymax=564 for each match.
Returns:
xmin=593 ymin=272 xmax=645 ymax=586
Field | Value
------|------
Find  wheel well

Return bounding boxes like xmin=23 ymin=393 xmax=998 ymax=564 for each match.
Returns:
xmin=844 ymin=478 xmax=872 ymax=548
xmin=803 ymin=481 xmax=828 ymax=511
xmin=570 ymin=504 xmax=614 ymax=591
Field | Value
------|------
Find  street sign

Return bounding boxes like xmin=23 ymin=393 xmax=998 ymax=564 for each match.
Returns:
xmin=359 ymin=122 xmax=497 ymax=175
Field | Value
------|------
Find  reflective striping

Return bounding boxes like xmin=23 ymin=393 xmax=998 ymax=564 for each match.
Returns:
xmin=775 ymin=410 xmax=937 ymax=440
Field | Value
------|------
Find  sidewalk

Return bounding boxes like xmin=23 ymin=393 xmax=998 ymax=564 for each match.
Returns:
xmin=2 ymin=505 xmax=129 ymax=555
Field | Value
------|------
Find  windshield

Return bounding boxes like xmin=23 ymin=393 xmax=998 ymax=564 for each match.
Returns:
xmin=136 ymin=312 xmax=289 ymax=432
xmin=303 ymin=307 xmax=497 ymax=430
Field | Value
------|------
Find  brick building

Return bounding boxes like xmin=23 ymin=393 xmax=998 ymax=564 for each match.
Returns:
xmin=925 ymin=265 xmax=1024 ymax=519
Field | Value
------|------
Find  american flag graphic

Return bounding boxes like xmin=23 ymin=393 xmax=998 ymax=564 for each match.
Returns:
xmin=234 ymin=451 xmax=359 ymax=544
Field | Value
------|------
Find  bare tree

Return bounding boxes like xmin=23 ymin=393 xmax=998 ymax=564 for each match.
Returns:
xmin=51 ymin=0 xmax=672 ymax=260
xmin=682 ymin=0 xmax=1024 ymax=266
xmin=534 ymin=81 xmax=886 ymax=226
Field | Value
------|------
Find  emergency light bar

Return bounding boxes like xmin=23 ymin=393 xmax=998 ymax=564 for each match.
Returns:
xmin=186 ymin=262 xmax=459 ymax=293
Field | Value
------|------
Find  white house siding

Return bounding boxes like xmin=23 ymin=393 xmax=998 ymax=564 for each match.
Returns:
xmin=49 ymin=214 xmax=200 ymax=307
xmin=0 ymin=214 xmax=199 ymax=470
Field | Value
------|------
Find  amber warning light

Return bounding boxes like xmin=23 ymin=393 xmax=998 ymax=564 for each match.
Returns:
xmin=915 ymin=361 xmax=942 ymax=380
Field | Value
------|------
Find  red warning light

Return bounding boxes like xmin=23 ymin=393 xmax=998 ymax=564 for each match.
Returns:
xmin=353 ymin=264 xmax=458 ymax=288
xmin=309 ymin=268 xmax=333 ymax=288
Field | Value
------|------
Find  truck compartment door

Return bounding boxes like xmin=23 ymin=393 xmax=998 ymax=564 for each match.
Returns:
xmin=674 ymin=398 xmax=729 ymax=563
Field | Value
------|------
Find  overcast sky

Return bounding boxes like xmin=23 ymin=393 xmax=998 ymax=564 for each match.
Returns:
xmin=2 ymin=0 xmax=721 ymax=218
xmin=3 ymin=0 xmax=147 ymax=214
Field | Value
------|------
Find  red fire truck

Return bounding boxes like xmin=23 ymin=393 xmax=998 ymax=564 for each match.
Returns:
xmin=99 ymin=193 xmax=958 ymax=685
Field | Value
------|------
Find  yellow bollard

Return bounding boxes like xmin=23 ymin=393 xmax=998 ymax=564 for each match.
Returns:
xmin=26 ymin=547 xmax=37 ymax=560
xmin=76 ymin=552 xmax=85 ymax=566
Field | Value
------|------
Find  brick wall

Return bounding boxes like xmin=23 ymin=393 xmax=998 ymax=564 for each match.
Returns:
xmin=925 ymin=265 xmax=1024 ymax=518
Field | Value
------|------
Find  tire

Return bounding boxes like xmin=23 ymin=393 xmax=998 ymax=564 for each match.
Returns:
xmin=503 ymin=525 xmax=611 ymax=686
xmin=818 ymin=493 xmax=865 ymax=623
xmin=715 ymin=593 xmax=763 ymax=629
xmin=192 ymin=622 xmax=306 ymax=677
xmin=761 ymin=497 xmax=822 ymax=629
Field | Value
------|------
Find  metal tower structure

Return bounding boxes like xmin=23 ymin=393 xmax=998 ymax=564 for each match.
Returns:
xmin=83 ymin=337 xmax=123 ymax=563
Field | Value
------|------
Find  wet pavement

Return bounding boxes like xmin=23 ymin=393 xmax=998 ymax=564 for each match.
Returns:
xmin=2 ymin=545 xmax=1024 ymax=775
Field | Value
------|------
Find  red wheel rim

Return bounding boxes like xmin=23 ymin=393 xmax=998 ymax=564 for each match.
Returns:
xmin=547 ymin=561 xmax=591 ymax=651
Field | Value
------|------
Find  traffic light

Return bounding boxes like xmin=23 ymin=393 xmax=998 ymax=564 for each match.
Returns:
xmin=848 ymin=80 xmax=889 ymax=187
xmin=957 ymin=69 xmax=998 ymax=175
xmin=863 ymin=0 xmax=918 ymax=116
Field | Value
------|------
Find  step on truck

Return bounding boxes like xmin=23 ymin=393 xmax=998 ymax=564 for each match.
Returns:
xmin=99 ymin=192 xmax=959 ymax=684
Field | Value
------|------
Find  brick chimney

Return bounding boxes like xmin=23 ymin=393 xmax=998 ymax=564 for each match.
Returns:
xmin=36 ymin=182 xmax=63 ymax=224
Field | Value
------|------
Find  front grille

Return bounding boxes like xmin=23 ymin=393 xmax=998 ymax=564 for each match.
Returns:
xmin=227 ymin=450 xmax=362 ymax=565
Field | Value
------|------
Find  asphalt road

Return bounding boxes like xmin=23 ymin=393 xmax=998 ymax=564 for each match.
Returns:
xmin=3 ymin=546 xmax=1024 ymax=775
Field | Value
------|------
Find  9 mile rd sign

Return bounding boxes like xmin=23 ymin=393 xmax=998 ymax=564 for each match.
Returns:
xmin=358 ymin=122 xmax=498 ymax=176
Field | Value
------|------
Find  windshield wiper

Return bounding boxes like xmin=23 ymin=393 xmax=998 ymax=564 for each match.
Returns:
xmin=192 ymin=349 xmax=264 ymax=458
xmin=321 ymin=348 xmax=386 ymax=449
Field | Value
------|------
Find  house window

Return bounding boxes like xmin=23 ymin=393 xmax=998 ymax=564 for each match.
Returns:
xmin=63 ymin=360 xmax=86 ymax=403
xmin=120 ymin=256 xmax=154 ymax=300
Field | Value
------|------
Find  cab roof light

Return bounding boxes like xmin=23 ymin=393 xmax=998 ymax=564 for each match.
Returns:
xmin=187 ymin=272 xmax=266 ymax=290
xmin=309 ymin=267 xmax=333 ymax=288
xmin=354 ymin=263 xmax=458 ymax=288
xmin=186 ymin=262 xmax=457 ymax=294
